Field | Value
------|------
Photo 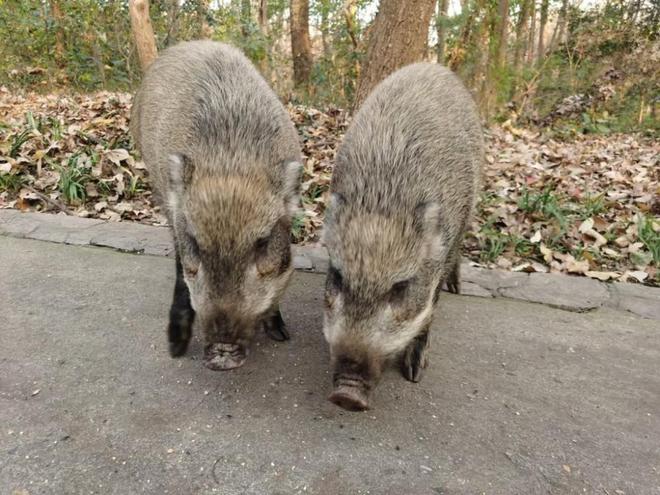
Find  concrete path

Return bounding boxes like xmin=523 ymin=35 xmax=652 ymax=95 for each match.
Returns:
xmin=1 ymin=236 xmax=659 ymax=495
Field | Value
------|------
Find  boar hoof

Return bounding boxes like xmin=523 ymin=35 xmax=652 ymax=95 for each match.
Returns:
xmin=203 ymin=343 xmax=247 ymax=370
xmin=169 ymin=340 xmax=190 ymax=358
xmin=328 ymin=386 xmax=369 ymax=412
xmin=401 ymin=333 xmax=430 ymax=383
xmin=263 ymin=310 xmax=290 ymax=342
xmin=446 ymin=262 xmax=461 ymax=294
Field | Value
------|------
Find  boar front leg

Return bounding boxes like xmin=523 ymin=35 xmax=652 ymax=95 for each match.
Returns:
xmin=401 ymin=325 xmax=430 ymax=383
xmin=168 ymin=252 xmax=195 ymax=357
xmin=262 ymin=307 xmax=290 ymax=342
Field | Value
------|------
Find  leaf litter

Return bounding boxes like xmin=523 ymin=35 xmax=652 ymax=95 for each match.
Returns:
xmin=1 ymin=89 xmax=658 ymax=285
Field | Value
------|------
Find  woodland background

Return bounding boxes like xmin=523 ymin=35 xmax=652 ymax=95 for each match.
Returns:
xmin=0 ymin=0 xmax=658 ymax=284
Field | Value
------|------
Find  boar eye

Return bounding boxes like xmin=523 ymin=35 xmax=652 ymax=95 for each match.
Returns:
xmin=255 ymin=236 xmax=269 ymax=254
xmin=388 ymin=280 xmax=410 ymax=305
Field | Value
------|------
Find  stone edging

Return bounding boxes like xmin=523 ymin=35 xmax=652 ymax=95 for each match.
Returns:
xmin=1 ymin=209 xmax=659 ymax=321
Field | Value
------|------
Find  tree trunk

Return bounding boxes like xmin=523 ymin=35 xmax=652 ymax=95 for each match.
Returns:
xmin=555 ymin=0 xmax=568 ymax=48
xmin=343 ymin=0 xmax=360 ymax=49
xmin=50 ymin=0 xmax=65 ymax=68
xmin=129 ymin=0 xmax=158 ymax=72
xmin=353 ymin=0 xmax=437 ymax=111
xmin=494 ymin=0 xmax=509 ymax=69
xmin=537 ymin=0 xmax=549 ymax=61
xmin=526 ymin=0 xmax=536 ymax=64
xmin=258 ymin=0 xmax=269 ymax=35
xmin=197 ymin=0 xmax=211 ymax=38
xmin=164 ymin=0 xmax=180 ymax=46
xmin=448 ymin=0 xmax=479 ymax=71
xmin=258 ymin=0 xmax=270 ymax=76
xmin=241 ymin=0 xmax=251 ymax=37
xmin=436 ymin=0 xmax=449 ymax=63
xmin=481 ymin=0 xmax=509 ymax=117
xmin=290 ymin=0 xmax=313 ymax=89
xmin=320 ymin=1 xmax=330 ymax=57
xmin=513 ymin=0 xmax=530 ymax=72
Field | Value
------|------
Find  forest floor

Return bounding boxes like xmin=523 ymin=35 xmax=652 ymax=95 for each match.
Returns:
xmin=1 ymin=89 xmax=658 ymax=285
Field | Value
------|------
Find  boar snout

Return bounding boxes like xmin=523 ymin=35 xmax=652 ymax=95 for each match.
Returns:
xmin=328 ymin=355 xmax=380 ymax=412
xmin=329 ymin=378 xmax=370 ymax=411
xmin=203 ymin=342 xmax=248 ymax=370
xmin=201 ymin=313 xmax=250 ymax=370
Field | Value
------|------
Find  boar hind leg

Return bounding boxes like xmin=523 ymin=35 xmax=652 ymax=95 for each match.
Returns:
xmin=401 ymin=326 xmax=430 ymax=383
xmin=263 ymin=307 xmax=290 ymax=342
xmin=168 ymin=252 xmax=195 ymax=357
xmin=445 ymin=242 xmax=462 ymax=295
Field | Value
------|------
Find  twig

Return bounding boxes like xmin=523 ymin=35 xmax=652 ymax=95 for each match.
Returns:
xmin=25 ymin=185 xmax=73 ymax=215
xmin=212 ymin=457 xmax=221 ymax=485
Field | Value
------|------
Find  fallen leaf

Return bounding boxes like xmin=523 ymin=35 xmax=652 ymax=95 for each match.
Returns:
xmin=585 ymin=271 xmax=620 ymax=281
xmin=622 ymin=270 xmax=649 ymax=282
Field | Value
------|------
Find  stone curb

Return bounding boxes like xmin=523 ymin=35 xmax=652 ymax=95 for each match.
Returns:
xmin=2 ymin=210 xmax=659 ymax=321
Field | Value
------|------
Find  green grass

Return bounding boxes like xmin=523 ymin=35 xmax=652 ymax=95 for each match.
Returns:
xmin=9 ymin=128 xmax=32 ymax=157
xmin=479 ymin=225 xmax=508 ymax=263
xmin=124 ymin=175 xmax=145 ymax=200
xmin=57 ymin=154 xmax=90 ymax=204
xmin=291 ymin=212 xmax=306 ymax=243
xmin=638 ymin=215 xmax=660 ymax=265
xmin=517 ymin=187 xmax=567 ymax=228
xmin=0 ymin=172 xmax=26 ymax=192
xmin=579 ymin=194 xmax=606 ymax=218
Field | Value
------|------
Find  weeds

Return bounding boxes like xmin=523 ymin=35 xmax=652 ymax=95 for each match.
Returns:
xmin=0 ymin=172 xmax=26 ymax=192
xmin=57 ymin=154 xmax=90 ymax=204
xmin=291 ymin=212 xmax=306 ymax=243
xmin=638 ymin=215 xmax=660 ymax=265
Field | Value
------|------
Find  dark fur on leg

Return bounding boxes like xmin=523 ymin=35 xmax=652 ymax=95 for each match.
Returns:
xmin=263 ymin=307 xmax=290 ymax=341
xmin=446 ymin=257 xmax=461 ymax=294
xmin=401 ymin=326 xmax=430 ymax=383
xmin=168 ymin=252 xmax=195 ymax=357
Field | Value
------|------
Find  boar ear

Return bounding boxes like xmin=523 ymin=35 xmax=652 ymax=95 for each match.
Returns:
xmin=321 ymin=193 xmax=345 ymax=246
xmin=282 ymin=159 xmax=303 ymax=214
xmin=415 ymin=202 xmax=447 ymax=261
xmin=168 ymin=153 xmax=194 ymax=193
xmin=324 ymin=193 xmax=345 ymax=225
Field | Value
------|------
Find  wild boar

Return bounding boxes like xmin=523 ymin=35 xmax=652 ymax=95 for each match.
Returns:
xmin=322 ymin=63 xmax=483 ymax=411
xmin=130 ymin=41 xmax=302 ymax=370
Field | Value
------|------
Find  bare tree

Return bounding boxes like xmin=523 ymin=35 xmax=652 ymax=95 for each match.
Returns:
xmin=50 ymin=0 xmax=65 ymax=68
xmin=436 ymin=0 xmax=450 ymax=63
xmin=353 ymin=0 xmax=437 ymax=110
xmin=197 ymin=0 xmax=211 ymax=38
xmin=495 ymin=0 xmax=509 ymax=69
xmin=258 ymin=0 xmax=270 ymax=76
xmin=164 ymin=0 xmax=180 ymax=46
xmin=241 ymin=0 xmax=251 ymax=37
xmin=258 ymin=0 xmax=269 ymax=36
xmin=290 ymin=0 xmax=313 ymax=89
xmin=513 ymin=0 xmax=531 ymax=72
xmin=537 ymin=0 xmax=549 ymax=61
xmin=129 ymin=0 xmax=157 ymax=72
xmin=526 ymin=0 xmax=537 ymax=63
xmin=449 ymin=0 xmax=478 ymax=71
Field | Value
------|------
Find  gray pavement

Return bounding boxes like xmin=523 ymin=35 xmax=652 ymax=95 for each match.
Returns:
xmin=1 ymin=236 xmax=659 ymax=495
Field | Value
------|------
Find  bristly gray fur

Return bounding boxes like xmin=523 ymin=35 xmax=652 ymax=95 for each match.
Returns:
xmin=323 ymin=63 xmax=483 ymax=393
xmin=130 ymin=41 xmax=302 ymax=361
xmin=130 ymin=40 xmax=301 ymax=210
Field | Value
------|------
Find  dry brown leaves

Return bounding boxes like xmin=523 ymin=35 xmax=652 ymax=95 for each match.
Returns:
xmin=1 ymin=89 xmax=658 ymax=285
